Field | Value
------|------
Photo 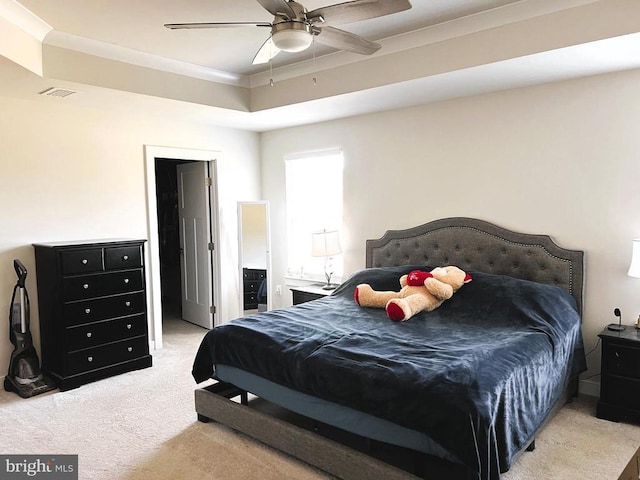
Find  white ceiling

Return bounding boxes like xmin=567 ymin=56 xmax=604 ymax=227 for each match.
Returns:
xmin=3 ymin=0 xmax=640 ymax=131
xmin=15 ymin=0 xmax=523 ymax=76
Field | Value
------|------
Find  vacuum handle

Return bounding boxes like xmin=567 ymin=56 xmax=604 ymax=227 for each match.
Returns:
xmin=14 ymin=259 xmax=27 ymax=287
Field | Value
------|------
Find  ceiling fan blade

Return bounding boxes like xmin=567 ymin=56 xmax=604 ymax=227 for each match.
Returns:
xmin=256 ymin=0 xmax=297 ymax=19
xmin=314 ymin=26 xmax=381 ymax=55
xmin=307 ymin=0 xmax=411 ymax=26
xmin=164 ymin=21 xmax=271 ymax=29
xmin=252 ymin=37 xmax=282 ymax=65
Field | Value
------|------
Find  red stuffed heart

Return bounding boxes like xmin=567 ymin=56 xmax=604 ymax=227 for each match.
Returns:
xmin=406 ymin=270 xmax=433 ymax=286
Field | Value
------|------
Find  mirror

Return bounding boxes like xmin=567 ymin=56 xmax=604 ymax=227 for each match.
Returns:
xmin=238 ymin=201 xmax=271 ymax=315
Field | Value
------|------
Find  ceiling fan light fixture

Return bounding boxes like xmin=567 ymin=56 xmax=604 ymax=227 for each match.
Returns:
xmin=271 ymin=22 xmax=313 ymax=52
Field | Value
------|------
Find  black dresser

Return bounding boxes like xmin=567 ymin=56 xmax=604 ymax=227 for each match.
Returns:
xmin=33 ymin=239 xmax=152 ymax=390
xmin=243 ymin=268 xmax=266 ymax=310
xmin=596 ymin=327 xmax=640 ymax=423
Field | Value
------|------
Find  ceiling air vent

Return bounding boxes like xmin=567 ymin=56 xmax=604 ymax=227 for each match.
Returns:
xmin=39 ymin=87 xmax=78 ymax=98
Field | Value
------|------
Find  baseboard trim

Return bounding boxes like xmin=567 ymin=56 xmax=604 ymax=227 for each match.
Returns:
xmin=579 ymin=378 xmax=600 ymax=398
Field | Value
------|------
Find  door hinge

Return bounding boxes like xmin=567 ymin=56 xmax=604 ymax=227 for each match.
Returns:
xmin=210 ymin=305 xmax=216 ymax=314
xmin=208 ymin=242 xmax=214 ymax=251
xmin=205 ymin=177 xmax=212 ymax=187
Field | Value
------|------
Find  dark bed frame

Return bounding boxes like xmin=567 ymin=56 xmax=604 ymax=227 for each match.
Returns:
xmin=194 ymin=217 xmax=585 ymax=480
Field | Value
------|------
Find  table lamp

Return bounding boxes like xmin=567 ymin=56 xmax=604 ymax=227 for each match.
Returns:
xmin=629 ymin=239 xmax=640 ymax=329
xmin=311 ymin=229 xmax=342 ymax=290
xmin=628 ymin=239 xmax=640 ymax=279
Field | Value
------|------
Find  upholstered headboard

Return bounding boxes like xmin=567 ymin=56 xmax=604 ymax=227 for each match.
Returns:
xmin=366 ymin=217 xmax=585 ymax=315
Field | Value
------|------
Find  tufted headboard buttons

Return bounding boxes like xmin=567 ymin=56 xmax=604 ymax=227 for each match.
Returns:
xmin=365 ymin=217 xmax=584 ymax=316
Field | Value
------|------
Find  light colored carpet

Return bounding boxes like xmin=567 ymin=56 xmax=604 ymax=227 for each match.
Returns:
xmin=1 ymin=316 xmax=639 ymax=480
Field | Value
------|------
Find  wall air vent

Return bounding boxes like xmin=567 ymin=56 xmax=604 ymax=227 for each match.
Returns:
xmin=38 ymin=87 xmax=78 ymax=98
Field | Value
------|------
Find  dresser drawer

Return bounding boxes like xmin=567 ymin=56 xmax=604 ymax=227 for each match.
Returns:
xmin=63 ymin=269 xmax=144 ymax=301
xmin=243 ymin=268 xmax=266 ymax=280
xmin=105 ymin=245 xmax=142 ymax=270
xmin=244 ymin=280 xmax=262 ymax=292
xmin=244 ymin=292 xmax=258 ymax=306
xmin=64 ymin=292 xmax=146 ymax=326
xmin=604 ymin=343 xmax=640 ymax=380
xmin=66 ymin=314 xmax=147 ymax=351
xmin=60 ymin=248 xmax=103 ymax=275
xmin=66 ymin=335 xmax=149 ymax=376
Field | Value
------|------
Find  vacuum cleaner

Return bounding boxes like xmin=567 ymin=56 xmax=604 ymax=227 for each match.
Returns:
xmin=4 ymin=259 xmax=56 ymax=398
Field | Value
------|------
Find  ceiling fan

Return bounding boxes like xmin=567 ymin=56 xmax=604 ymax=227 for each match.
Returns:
xmin=165 ymin=0 xmax=412 ymax=65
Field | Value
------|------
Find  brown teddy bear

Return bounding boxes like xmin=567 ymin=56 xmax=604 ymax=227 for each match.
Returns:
xmin=354 ymin=266 xmax=472 ymax=322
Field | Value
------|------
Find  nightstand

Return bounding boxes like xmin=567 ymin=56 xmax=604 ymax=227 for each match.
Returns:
xmin=290 ymin=284 xmax=334 ymax=305
xmin=596 ymin=327 xmax=640 ymax=423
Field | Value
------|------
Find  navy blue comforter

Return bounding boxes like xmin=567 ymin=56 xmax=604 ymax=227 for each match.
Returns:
xmin=193 ymin=266 xmax=586 ymax=479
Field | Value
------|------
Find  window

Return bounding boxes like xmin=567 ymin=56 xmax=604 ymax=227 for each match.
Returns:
xmin=285 ymin=149 xmax=344 ymax=281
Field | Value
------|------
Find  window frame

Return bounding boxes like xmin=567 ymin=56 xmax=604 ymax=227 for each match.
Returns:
xmin=284 ymin=148 xmax=344 ymax=283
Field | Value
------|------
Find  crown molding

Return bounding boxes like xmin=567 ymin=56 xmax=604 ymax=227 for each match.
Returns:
xmin=0 ymin=0 xmax=51 ymax=41
xmin=248 ymin=0 xmax=600 ymax=88
xmin=44 ymin=29 xmax=250 ymax=88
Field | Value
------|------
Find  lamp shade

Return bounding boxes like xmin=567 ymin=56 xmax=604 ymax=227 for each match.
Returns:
xmin=629 ymin=239 xmax=640 ymax=278
xmin=311 ymin=230 xmax=342 ymax=257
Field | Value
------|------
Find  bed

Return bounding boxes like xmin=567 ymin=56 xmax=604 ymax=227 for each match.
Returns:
xmin=192 ymin=217 xmax=586 ymax=480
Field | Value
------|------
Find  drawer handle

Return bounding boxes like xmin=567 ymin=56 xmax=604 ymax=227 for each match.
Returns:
xmin=127 ymin=347 xmax=133 ymax=352
xmin=82 ymin=259 xmax=88 ymax=265
xmin=86 ymin=332 xmax=92 ymax=338
xmin=85 ymin=308 xmax=91 ymax=314
xmin=87 ymin=356 xmax=93 ymax=362
xmin=126 ymin=324 xmax=132 ymax=330
xmin=123 ymin=255 xmax=129 ymax=261
xmin=124 ymin=278 xmax=130 ymax=284
xmin=125 ymin=301 xmax=131 ymax=307
xmin=83 ymin=283 xmax=89 ymax=290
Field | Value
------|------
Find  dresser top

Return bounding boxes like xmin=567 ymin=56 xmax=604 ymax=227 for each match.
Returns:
xmin=33 ymin=238 xmax=146 ymax=248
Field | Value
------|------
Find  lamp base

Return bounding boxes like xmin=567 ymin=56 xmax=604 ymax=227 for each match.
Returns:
xmin=322 ymin=284 xmax=337 ymax=291
xmin=607 ymin=323 xmax=626 ymax=331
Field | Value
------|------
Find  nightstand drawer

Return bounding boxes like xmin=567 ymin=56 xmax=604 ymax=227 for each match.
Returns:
xmin=601 ymin=376 xmax=640 ymax=409
xmin=604 ymin=344 xmax=640 ymax=380
xmin=66 ymin=314 xmax=147 ymax=351
xmin=66 ymin=335 xmax=149 ymax=375
xmin=60 ymin=248 xmax=103 ymax=275
xmin=63 ymin=269 xmax=144 ymax=301
xmin=64 ymin=292 xmax=146 ymax=326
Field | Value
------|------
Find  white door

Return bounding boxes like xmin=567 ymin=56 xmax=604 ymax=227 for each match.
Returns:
xmin=177 ymin=162 xmax=213 ymax=329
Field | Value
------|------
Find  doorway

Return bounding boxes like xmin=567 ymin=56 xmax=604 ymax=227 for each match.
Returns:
xmin=144 ymin=146 xmax=221 ymax=350
xmin=154 ymin=159 xmax=184 ymax=320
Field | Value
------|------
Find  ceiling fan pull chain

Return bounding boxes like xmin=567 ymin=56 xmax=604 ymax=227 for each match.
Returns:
xmin=312 ymin=37 xmax=317 ymax=86
xmin=269 ymin=41 xmax=275 ymax=87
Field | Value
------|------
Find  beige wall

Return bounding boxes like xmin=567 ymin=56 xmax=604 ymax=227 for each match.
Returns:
xmin=3 ymin=66 xmax=640 ymax=394
xmin=261 ymin=68 xmax=640 ymax=394
xmin=0 ymin=95 xmax=261 ymax=377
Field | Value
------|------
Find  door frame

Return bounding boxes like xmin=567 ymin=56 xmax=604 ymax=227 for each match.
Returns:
xmin=144 ymin=145 xmax=221 ymax=349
